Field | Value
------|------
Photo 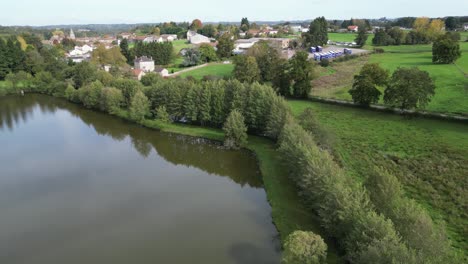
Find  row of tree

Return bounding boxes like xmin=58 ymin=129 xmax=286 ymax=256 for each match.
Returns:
xmin=133 ymin=41 xmax=174 ymax=65
xmin=373 ymin=17 xmax=446 ymax=46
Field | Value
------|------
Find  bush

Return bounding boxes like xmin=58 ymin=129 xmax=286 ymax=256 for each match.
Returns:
xmin=319 ymin=59 xmax=329 ymax=67
xmin=100 ymin=87 xmax=124 ymax=114
xmin=283 ymin=231 xmax=327 ymax=264
xmin=374 ymin=48 xmax=385 ymax=53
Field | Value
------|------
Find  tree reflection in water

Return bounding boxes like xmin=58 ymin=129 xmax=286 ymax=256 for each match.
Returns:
xmin=0 ymin=94 xmax=263 ymax=188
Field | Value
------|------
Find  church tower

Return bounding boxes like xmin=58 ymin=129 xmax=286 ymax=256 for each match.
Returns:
xmin=70 ymin=28 xmax=76 ymax=40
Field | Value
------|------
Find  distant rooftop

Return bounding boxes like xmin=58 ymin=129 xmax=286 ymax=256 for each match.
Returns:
xmin=135 ymin=56 xmax=153 ymax=62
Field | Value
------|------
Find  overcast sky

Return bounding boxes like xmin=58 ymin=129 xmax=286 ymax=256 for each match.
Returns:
xmin=2 ymin=0 xmax=467 ymax=26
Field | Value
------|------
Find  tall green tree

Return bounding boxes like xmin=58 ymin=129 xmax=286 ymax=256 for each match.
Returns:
xmin=233 ymin=55 xmax=260 ymax=83
xmin=0 ymin=39 xmax=10 ymax=79
xmin=432 ymin=35 xmax=461 ymax=64
xmin=246 ymin=40 xmax=280 ymax=82
xmin=240 ymin=17 xmax=250 ymax=32
xmin=444 ymin=17 xmax=460 ymax=31
xmin=223 ymin=109 xmax=248 ymax=149
xmin=198 ymin=44 xmax=218 ymax=62
xmin=359 ymin=63 xmax=389 ymax=86
xmin=129 ymin=90 xmax=150 ymax=122
xmin=355 ymin=28 xmax=368 ymax=48
xmin=272 ymin=58 xmax=292 ymax=96
xmin=182 ymin=48 xmax=202 ymax=67
xmin=119 ymin=38 xmax=133 ymax=64
xmin=289 ymin=51 xmax=314 ymax=98
xmin=384 ymin=67 xmax=435 ymax=110
xmin=216 ymin=33 xmax=234 ymax=58
xmin=349 ymin=74 xmax=381 ymax=106
xmin=303 ymin=17 xmax=328 ymax=48
xmin=71 ymin=61 xmax=97 ymax=88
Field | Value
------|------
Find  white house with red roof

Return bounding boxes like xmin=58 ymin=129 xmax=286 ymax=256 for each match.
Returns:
xmin=348 ymin=25 xmax=359 ymax=32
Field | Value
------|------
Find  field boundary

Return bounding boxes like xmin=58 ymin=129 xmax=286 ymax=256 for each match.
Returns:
xmin=307 ymin=96 xmax=468 ymax=122
xmin=168 ymin=63 xmax=209 ymax=77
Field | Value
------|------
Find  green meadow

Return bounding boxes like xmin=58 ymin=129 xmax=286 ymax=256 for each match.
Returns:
xmin=287 ymin=99 xmax=468 ymax=255
xmin=312 ymin=41 xmax=468 ymax=115
xmin=178 ymin=63 xmax=234 ymax=80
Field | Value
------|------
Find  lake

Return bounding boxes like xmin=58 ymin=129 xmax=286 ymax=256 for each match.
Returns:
xmin=0 ymin=94 xmax=280 ymax=264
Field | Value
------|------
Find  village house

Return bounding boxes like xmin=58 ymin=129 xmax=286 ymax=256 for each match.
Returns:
xmin=120 ymin=32 xmax=134 ymax=39
xmin=187 ymin=31 xmax=211 ymax=44
xmin=66 ymin=44 xmax=94 ymax=63
xmin=155 ymin=67 xmax=169 ymax=77
xmin=160 ymin=34 xmax=178 ymax=42
xmin=464 ymin=24 xmax=468 ymax=31
xmin=134 ymin=56 xmax=155 ymax=72
xmin=348 ymin=25 xmax=359 ymax=32
xmin=133 ymin=69 xmax=146 ymax=80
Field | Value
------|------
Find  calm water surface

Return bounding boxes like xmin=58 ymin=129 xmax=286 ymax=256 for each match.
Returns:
xmin=0 ymin=95 xmax=280 ymax=264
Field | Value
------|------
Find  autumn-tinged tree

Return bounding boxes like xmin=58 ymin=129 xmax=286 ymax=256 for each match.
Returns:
xmin=190 ymin=19 xmax=203 ymax=31
xmin=91 ymin=44 xmax=126 ymax=68
xmin=427 ymin=19 xmax=445 ymax=40
xmin=413 ymin=17 xmax=430 ymax=33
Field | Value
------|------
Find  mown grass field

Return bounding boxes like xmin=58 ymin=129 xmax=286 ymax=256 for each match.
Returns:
xmin=172 ymin=39 xmax=192 ymax=54
xmin=328 ymin=32 xmax=374 ymax=46
xmin=287 ymin=99 xmax=468 ymax=255
xmin=178 ymin=63 xmax=234 ymax=80
xmin=313 ymin=41 xmax=468 ymax=115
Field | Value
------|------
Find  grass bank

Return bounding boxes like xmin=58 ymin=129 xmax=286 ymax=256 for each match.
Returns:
xmin=288 ymin=99 xmax=468 ymax=255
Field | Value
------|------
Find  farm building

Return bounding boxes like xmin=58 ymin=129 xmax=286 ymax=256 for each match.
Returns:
xmin=187 ymin=31 xmax=210 ymax=44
